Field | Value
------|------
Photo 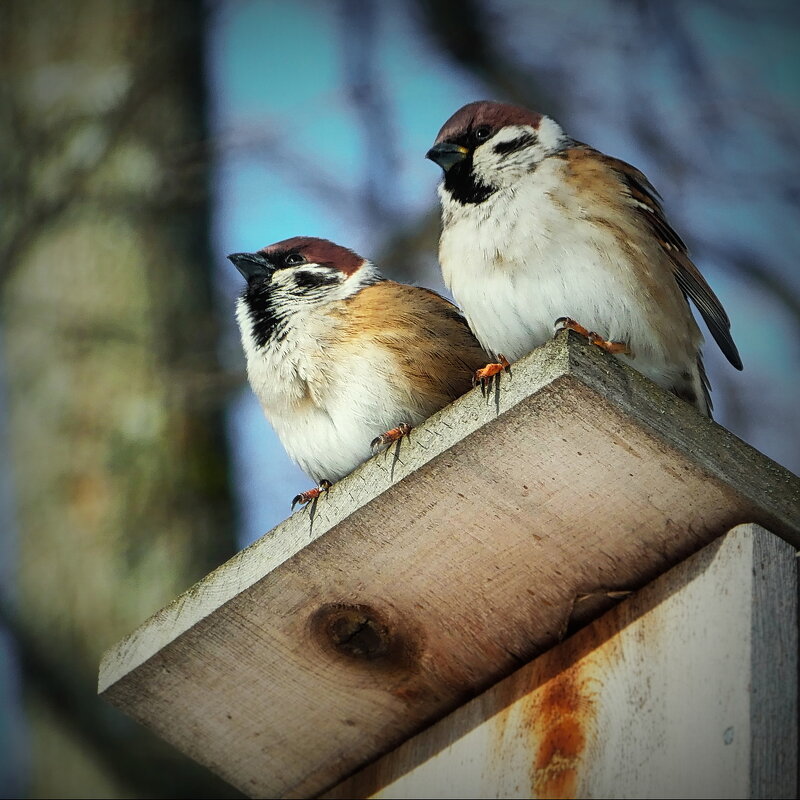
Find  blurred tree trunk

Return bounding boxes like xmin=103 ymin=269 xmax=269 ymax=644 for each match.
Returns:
xmin=0 ymin=1 xmax=239 ymax=797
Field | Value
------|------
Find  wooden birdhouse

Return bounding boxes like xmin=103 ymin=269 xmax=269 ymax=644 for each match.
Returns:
xmin=99 ymin=331 xmax=800 ymax=798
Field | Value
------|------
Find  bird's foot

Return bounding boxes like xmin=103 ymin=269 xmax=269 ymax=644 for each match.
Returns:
xmin=371 ymin=422 xmax=413 ymax=453
xmin=291 ymin=479 xmax=332 ymax=510
xmin=472 ymin=354 xmax=511 ymax=391
xmin=554 ymin=317 xmax=633 ymax=357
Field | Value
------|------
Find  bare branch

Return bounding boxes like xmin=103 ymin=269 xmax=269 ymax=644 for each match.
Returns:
xmin=410 ymin=0 xmax=560 ymax=115
xmin=339 ymin=0 xmax=400 ymax=235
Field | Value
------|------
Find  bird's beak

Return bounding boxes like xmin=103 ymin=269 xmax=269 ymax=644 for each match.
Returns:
xmin=227 ymin=252 xmax=274 ymax=282
xmin=426 ymin=142 xmax=469 ymax=172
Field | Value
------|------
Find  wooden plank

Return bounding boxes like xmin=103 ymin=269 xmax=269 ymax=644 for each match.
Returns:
xmin=98 ymin=333 xmax=800 ymax=799
xmin=327 ymin=523 xmax=798 ymax=799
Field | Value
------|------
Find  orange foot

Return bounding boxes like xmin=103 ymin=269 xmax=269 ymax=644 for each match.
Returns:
xmin=291 ymin=479 xmax=332 ymax=510
xmin=472 ymin=354 xmax=511 ymax=390
xmin=554 ymin=317 xmax=633 ymax=357
xmin=371 ymin=422 xmax=412 ymax=453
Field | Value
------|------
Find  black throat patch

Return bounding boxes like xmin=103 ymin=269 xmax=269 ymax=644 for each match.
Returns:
xmin=442 ymin=157 xmax=497 ymax=205
xmin=242 ymin=282 xmax=288 ymax=348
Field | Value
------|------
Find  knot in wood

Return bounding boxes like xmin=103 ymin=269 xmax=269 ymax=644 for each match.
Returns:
xmin=326 ymin=606 xmax=389 ymax=659
xmin=310 ymin=603 xmax=420 ymax=672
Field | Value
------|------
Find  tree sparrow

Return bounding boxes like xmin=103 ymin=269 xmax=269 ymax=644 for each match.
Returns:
xmin=427 ymin=100 xmax=742 ymax=416
xmin=228 ymin=237 xmax=488 ymax=506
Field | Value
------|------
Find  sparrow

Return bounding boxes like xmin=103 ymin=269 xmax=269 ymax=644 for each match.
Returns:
xmin=426 ymin=100 xmax=742 ymax=416
xmin=228 ymin=237 xmax=489 ymax=506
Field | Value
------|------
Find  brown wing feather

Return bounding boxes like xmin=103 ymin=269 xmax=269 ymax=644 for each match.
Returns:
xmin=577 ymin=145 xmax=743 ymax=371
xmin=344 ymin=281 xmax=489 ymax=411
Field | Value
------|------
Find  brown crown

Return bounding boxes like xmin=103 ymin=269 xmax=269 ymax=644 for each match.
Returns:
xmin=259 ymin=237 xmax=365 ymax=275
xmin=434 ymin=101 xmax=543 ymax=144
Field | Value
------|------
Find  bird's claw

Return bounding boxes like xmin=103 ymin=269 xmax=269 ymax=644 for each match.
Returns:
xmin=472 ymin=354 xmax=511 ymax=392
xmin=553 ymin=317 xmax=633 ymax=357
xmin=291 ymin=479 xmax=332 ymax=510
xmin=371 ymin=422 xmax=413 ymax=453
xmin=554 ymin=316 xmax=591 ymax=337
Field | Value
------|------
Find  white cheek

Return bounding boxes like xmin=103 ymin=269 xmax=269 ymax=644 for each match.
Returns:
xmin=328 ymin=260 xmax=380 ymax=301
xmin=266 ymin=271 xmax=304 ymax=313
xmin=535 ymin=116 xmax=566 ymax=155
xmin=471 ymin=119 xmax=566 ymax=188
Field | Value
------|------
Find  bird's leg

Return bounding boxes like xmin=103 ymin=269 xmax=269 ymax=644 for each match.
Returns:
xmin=291 ymin=479 xmax=332 ymax=510
xmin=472 ymin=354 xmax=511 ymax=391
xmin=554 ymin=317 xmax=633 ymax=357
xmin=371 ymin=422 xmax=413 ymax=453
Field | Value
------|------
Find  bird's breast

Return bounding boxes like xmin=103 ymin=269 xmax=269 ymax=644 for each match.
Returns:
xmin=439 ymin=165 xmax=701 ymax=381
xmin=241 ymin=316 xmax=434 ymax=482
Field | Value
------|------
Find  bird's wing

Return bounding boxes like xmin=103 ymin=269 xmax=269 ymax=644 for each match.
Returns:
xmin=578 ymin=146 xmax=742 ymax=371
xmin=344 ymin=281 xmax=488 ymax=404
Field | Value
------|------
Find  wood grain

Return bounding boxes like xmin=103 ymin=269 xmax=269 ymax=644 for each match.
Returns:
xmin=98 ymin=332 xmax=800 ymax=798
xmin=327 ymin=523 xmax=797 ymax=799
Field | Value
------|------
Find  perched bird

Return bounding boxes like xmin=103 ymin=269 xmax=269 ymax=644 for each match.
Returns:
xmin=426 ymin=100 xmax=742 ymax=415
xmin=229 ymin=236 xmax=488 ymax=506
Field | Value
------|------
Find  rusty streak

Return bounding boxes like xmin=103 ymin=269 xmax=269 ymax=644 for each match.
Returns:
xmin=529 ymin=662 xmax=594 ymax=799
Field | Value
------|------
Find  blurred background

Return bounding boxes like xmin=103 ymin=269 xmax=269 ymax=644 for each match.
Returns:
xmin=1 ymin=0 xmax=798 ymax=796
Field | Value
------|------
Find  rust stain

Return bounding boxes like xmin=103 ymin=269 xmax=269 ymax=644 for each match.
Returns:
xmin=528 ymin=662 xmax=595 ymax=799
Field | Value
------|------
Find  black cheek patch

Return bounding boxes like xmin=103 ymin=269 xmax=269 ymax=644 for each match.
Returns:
xmin=294 ymin=270 xmax=340 ymax=290
xmin=493 ymin=132 xmax=537 ymax=155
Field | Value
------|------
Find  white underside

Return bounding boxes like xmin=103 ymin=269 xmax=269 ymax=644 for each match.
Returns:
xmin=439 ymin=158 xmax=705 ymax=404
xmin=236 ymin=299 xmax=429 ymax=483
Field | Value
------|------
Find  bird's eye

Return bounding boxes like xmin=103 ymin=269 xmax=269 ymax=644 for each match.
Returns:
xmin=285 ymin=253 xmax=306 ymax=266
xmin=473 ymin=126 xmax=492 ymax=142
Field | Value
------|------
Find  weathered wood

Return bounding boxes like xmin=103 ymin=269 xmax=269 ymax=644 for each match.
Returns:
xmin=326 ymin=523 xmax=798 ymax=799
xmin=98 ymin=332 xmax=800 ymax=799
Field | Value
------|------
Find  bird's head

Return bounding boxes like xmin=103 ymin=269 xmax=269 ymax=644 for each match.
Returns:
xmin=426 ymin=100 xmax=565 ymax=204
xmin=229 ymin=237 xmax=381 ymax=346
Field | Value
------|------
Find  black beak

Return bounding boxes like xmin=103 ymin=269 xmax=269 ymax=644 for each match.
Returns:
xmin=227 ymin=252 xmax=274 ymax=282
xmin=426 ymin=142 xmax=470 ymax=172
